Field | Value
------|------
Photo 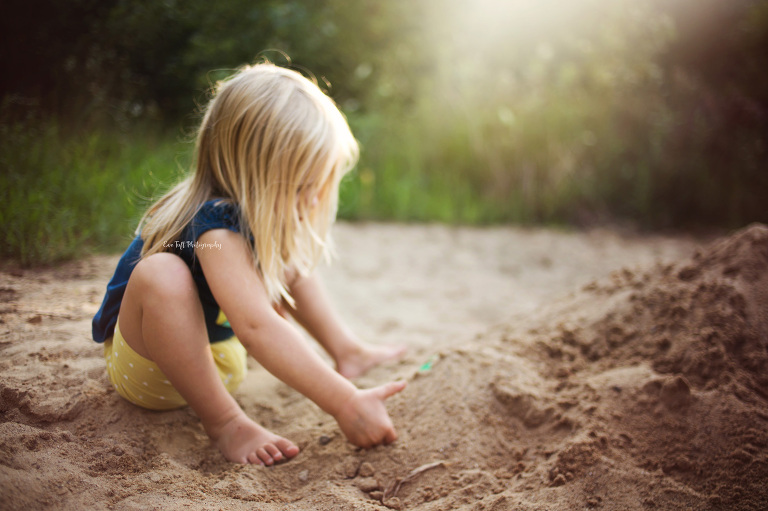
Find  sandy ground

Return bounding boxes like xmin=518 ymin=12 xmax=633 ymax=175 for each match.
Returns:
xmin=2 ymin=222 xmax=768 ymax=510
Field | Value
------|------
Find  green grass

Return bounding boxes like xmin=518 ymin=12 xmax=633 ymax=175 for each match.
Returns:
xmin=339 ymin=93 xmax=620 ymax=226
xmin=0 ymin=118 xmax=190 ymax=266
xmin=3 ymin=87 xmax=766 ymax=267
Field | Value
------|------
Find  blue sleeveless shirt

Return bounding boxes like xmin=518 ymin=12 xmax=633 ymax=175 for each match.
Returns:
xmin=92 ymin=199 xmax=241 ymax=344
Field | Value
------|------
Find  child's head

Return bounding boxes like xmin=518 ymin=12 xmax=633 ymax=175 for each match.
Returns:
xmin=141 ymin=62 xmax=359 ymax=304
xmin=197 ymin=63 xmax=358 ymax=219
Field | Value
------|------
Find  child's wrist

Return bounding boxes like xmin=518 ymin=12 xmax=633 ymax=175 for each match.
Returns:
xmin=327 ymin=385 xmax=358 ymax=420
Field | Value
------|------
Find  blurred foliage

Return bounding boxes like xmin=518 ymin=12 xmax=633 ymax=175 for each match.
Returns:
xmin=0 ymin=0 xmax=421 ymax=123
xmin=0 ymin=106 xmax=188 ymax=265
xmin=2 ymin=0 xmax=768 ymax=264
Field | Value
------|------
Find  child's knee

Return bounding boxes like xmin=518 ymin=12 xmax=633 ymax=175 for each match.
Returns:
xmin=133 ymin=252 xmax=197 ymax=299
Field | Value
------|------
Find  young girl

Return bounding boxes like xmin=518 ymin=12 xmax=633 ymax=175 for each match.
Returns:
xmin=92 ymin=62 xmax=407 ymax=465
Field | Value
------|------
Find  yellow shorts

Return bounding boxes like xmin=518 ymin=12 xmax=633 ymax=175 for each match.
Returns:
xmin=104 ymin=323 xmax=247 ymax=411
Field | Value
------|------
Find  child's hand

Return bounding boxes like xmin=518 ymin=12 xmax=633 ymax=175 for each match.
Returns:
xmin=333 ymin=381 xmax=407 ymax=448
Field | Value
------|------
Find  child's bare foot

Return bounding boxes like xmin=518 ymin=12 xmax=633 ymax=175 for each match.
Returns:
xmin=208 ymin=412 xmax=300 ymax=465
xmin=336 ymin=343 xmax=407 ymax=379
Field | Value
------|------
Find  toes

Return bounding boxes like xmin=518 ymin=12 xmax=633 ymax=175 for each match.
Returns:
xmin=276 ymin=438 xmax=300 ymax=458
xmin=384 ymin=344 xmax=408 ymax=362
xmin=257 ymin=447 xmax=275 ymax=466
xmin=246 ymin=452 xmax=264 ymax=466
xmin=265 ymin=444 xmax=283 ymax=462
xmin=243 ymin=441 xmax=299 ymax=467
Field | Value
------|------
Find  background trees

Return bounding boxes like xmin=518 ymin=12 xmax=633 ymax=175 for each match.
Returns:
xmin=3 ymin=0 xmax=768 ymax=263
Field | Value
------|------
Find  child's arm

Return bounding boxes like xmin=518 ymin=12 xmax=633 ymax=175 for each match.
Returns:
xmin=286 ymin=272 xmax=408 ymax=379
xmin=196 ymin=229 xmax=405 ymax=447
xmin=284 ymin=272 xmax=363 ymax=361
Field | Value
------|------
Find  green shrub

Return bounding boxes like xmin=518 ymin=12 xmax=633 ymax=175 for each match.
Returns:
xmin=0 ymin=117 xmax=188 ymax=265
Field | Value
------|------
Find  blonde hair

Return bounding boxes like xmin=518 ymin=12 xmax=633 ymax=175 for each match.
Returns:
xmin=138 ymin=62 xmax=359 ymax=305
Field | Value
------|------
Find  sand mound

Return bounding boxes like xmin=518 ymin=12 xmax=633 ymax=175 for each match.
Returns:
xmin=498 ymin=223 xmax=768 ymax=510
xmin=1 ymin=224 xmax=766 ymax=510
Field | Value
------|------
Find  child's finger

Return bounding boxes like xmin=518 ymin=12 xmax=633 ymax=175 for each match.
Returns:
xmin=382 ymin=425 xmax=398 ymax=445
xmin=375 ymin=380 xmax=407 ymax=401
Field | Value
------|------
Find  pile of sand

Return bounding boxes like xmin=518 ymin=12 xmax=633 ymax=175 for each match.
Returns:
xmin=1 ymin=223 xmax=766 ymax=510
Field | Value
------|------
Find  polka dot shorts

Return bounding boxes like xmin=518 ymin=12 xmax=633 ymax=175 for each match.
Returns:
xmin=104 ymin=322 xmax=247 ymax=411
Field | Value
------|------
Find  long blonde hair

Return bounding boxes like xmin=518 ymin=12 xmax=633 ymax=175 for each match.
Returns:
xmin=138 ymin=62 xmax=359 ymax=305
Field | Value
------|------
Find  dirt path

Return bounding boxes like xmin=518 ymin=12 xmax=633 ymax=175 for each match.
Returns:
xmin=4 ymin=222 xmax=767 ymax=510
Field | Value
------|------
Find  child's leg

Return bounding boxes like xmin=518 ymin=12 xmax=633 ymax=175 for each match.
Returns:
xmin=117 ymin=252 xmax=299 ymax=465
xmin=285 ymin=272 xmax=407 ymax=379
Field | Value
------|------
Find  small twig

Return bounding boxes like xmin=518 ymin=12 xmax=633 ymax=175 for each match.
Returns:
xmin=9 ymin=308 xmax=78 ymax=320
xmin=383 ymin=461 xmax=447 ymax=500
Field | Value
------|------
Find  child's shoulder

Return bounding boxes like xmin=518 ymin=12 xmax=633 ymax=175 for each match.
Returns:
xmin=186 ymin=199 xmax=241 ymax=240
xmin=194 ymin=199 xmax=239 ymax=225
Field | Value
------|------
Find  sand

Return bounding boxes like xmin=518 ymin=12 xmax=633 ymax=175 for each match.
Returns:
xmin=2 ymin=222 xmax=768 ymax=510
